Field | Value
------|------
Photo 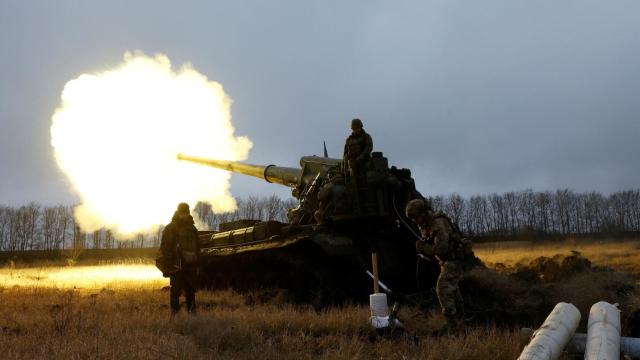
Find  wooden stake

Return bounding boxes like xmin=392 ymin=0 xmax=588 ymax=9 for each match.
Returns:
xmin=372 ymin=252 xmax=380 ymax=293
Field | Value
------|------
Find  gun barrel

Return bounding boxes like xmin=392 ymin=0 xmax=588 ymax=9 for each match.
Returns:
xmin=177 ymin=153 xmax=302 ymax=187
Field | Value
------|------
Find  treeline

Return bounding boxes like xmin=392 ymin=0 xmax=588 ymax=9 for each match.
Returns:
xmin=0 ymin=204 xmax=73 ymax=251
xmin=193 ymin=195 xmax=297 ymax=231
xmin=0 ymin=196 xmax=297 ymax=251
xmin=433 ymin=189 xmax=640 ymax=237
xmin=0 ymin=203 xmax=145 ymax=251
xmin=0 ymin=189 xmax=638 ymax=251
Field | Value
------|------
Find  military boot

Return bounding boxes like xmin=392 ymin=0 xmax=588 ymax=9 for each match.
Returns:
xmin=170 ymin=298 xmax=180 ymax=315
xmin=186 ymin=293 xmax=196 ymax=315
xmin=437 ymin=313 xmax=463 ymax=335
xmin=169 ymin=274 xmax=182 ymax=315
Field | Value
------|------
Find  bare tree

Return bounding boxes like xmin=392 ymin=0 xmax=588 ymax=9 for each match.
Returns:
xmin=104 ymin=229 xmax=113 ymax=249
xmin=444 ymin=193 xmax=465 ymax=224
xmin=136 ymin=233 xmax=145 ymax=248
xmin=54 ymin=205 xmax=72 ymax=250
xmin=0 ymin=206 xmax=12 ymax=250
xmin=263 ymin=194 xmax=282 ymax=221
xmin=153 ymin=226 xmax=163 ymax=247
xmin=42 ymin=206 xmax=57 ymax=250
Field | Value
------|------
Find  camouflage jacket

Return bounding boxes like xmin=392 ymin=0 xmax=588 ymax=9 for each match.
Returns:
xmin=416 ymin=212 xmax=471 ymax=263
xmin=343 ymin=130 xmax=373 ymax=162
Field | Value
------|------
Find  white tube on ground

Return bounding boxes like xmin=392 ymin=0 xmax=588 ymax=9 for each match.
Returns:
xmin=522 ymin=328 xmax=640 ymax=358
xmin=585 ymin=301 xmax=621 ymax=360
xmin=518 ymin=302 xmax=582 ymax=360
xmin=567 ymin=334 xmax=640 ymax=358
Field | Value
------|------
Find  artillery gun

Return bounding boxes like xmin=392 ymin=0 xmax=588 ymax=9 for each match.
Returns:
xmin=177 ymin=152 xmax=436 ymax=304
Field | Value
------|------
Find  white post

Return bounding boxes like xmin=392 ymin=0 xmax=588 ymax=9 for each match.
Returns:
xmin=372 ymin=252 xmax=380 ymax=294
xmin=369 ymin=252 xmax=390 ymax=329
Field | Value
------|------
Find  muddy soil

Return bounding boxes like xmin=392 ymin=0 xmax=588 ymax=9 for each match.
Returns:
xmin=460 ymin=252 xmax=639 ymax=333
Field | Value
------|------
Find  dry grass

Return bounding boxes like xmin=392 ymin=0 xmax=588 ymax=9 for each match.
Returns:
xmin=1 ymin=238 xmax=639 ymax=359
xmin=0 ymin=287 xmax=524 ymax=359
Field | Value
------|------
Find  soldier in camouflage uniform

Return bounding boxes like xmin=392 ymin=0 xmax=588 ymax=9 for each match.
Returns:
xmin=405 ymin=198 xmax=480 ymax=327
xmin=342 ymin=118 xmax=373 ymax=178
xmin=160 ymin=202 xmax=200 ymax=315
xmin=314 ymin=168 xmax=347 ymax=224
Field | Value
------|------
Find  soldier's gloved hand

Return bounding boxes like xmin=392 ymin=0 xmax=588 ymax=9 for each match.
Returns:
xmin=425 ymin=236 xmax=435 ymax=245
xmin=416 ymin=240 xmax=436 ymax=257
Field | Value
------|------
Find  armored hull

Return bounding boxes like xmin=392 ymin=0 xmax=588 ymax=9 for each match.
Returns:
xmin=177 ymin=152 xmax=439 ymax=304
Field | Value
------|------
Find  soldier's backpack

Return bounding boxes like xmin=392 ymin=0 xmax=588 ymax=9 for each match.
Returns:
xmin=177 ymin=225 xmax=199 ymax=265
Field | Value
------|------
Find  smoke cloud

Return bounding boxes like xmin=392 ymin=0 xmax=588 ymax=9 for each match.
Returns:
xmin=50 ymin=52 xmax=252 ymax=237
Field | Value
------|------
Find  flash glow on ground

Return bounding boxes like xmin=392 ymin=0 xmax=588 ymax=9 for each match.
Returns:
xmin=0 ymin=264 xmax=167 ymax=289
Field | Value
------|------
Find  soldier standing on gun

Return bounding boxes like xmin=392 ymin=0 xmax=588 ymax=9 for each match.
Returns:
xmin=405 ymin=198 xmax=481 ymax=330
xmin=160 ymin=202 xmax=200 ymax=315
xmin=343 ymin=118 xmax=373 ymax=178
xmin=343 ymin=118 xmax=373 ymax=212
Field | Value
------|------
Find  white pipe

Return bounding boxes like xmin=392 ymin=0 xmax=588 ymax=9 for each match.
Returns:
xmin=585 ymin=302 xmax=621 ymax=360
xmin=518 ymin=302 xmax=582 ymax=360
xmin=568 ymin=333 xmax=640 ymax=358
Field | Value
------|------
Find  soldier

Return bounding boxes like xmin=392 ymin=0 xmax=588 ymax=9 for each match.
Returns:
xmin=405 ymin=198 xmax=480 ymax=328
xmin=160 ymin=202 xmax=200 ymax=315
xmin=314 ymin=168 xmax=347 ymax=224
xmin=343 ymin=118 xmax=373 ymax=178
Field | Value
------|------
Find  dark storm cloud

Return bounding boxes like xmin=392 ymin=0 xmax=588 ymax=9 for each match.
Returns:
xmin=1 ymin=0 xmax=639 ymax=205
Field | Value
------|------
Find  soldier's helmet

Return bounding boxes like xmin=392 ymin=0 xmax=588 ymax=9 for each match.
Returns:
xmin=350 ymin=118 xmax=363 ymax=130
xmin=177 ymin=202 xmax=190 ymax=215
xmin=405 ymin=198 xmax=431 ymax=219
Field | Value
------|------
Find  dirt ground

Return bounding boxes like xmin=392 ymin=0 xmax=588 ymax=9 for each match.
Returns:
xmin=475 ymin=238 xmax=640 ymax=275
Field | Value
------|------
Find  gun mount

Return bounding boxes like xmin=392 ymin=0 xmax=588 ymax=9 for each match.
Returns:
xmin=176 ymin=151 xmax=436 ymax=305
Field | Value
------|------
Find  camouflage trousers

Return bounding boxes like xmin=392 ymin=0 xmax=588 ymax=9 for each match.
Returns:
xmin=170 ymin=267 xmax=197 ymax=313
xmin=436 ymin=260 xmax=464 ymax=317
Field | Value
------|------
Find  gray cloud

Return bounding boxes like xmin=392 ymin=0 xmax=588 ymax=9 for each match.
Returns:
xmin=1 ymin=0 xmax=639 ymax=206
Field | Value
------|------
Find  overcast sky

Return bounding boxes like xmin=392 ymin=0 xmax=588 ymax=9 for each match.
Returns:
xmin=1 ymin=1 xmax=639 ymax=206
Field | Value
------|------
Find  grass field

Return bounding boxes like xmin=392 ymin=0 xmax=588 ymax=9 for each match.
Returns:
xmin=0 ymin=239 xmax=639 ymax=359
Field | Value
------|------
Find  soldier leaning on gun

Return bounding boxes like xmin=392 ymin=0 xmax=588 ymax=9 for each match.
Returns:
xmin=160 ymin=202 xmax=200 ymax=315
xmin=343 ymin=118 xmax=373 ymax=178
xmin=405 ymin=198 xmax=482 ymax=328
